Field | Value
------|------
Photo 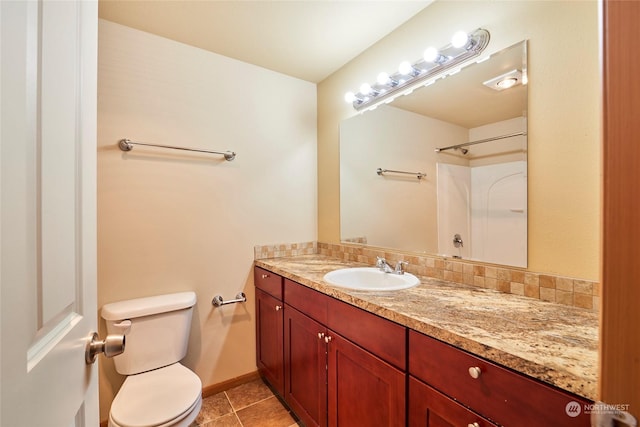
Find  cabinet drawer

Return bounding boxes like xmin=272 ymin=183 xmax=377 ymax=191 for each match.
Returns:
xmin=409 ymin=376 xmax=497 ymax=427
xmin=284 ymin=279 xmax=327 ymax=324
xmin=327 ymin=297 xmax=406 ymax=369
xmin=254 ymin=267 xmax=283 ymax=299
xmin=409 ymin=330 xmax=591 ymax=426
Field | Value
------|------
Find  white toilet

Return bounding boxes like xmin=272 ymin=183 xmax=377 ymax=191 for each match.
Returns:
xmin=102 ymin=292 xmax=202 ymax=427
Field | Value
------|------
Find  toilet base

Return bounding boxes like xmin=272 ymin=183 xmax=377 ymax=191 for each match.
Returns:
xmin=108 ymin=395 xmax=202 ymax=427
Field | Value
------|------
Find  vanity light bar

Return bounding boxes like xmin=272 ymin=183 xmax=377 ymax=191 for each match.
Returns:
xmin=345 ymin=28 xmax=491 ymax=112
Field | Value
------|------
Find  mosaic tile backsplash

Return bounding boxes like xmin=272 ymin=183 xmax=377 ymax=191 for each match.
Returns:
xmin=255 ymin=241 xmax=599 ymax=311
xmin=254 ymin=241 xmax=317 ymax=259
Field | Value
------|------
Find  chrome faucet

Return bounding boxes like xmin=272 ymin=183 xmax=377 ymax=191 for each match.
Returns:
xmin=376 ymin=257 xmax=394 ymax=273
xmin=375 ymin=257 xmax=408 ymax=275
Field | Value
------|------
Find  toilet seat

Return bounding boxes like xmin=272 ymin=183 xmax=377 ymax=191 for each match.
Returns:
xmin=109 ymin=363 xmax=202 ymax=427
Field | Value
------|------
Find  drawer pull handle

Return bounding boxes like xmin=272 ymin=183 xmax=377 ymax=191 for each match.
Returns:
xmin=468 ymin=366 xmax=482 ymax=379
xmin=324 ymin=336 xmax=332 ymax=343
xmin=318 ymin=332 xmax=325 ymax=339
xmin=261 ymin=274 xmax=269 ymax=279
xmin=275 ymin=305 xmax=282 ymax=311
xmin=468 ymin=423 xmax=480 ymax=427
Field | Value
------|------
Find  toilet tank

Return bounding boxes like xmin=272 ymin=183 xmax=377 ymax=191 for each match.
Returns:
xmin=101 ymin=292 xmax=197 ymax=375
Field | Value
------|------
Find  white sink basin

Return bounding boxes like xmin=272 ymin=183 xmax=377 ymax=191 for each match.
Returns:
xmin=323 ymin=267 xmax=420 ymax=291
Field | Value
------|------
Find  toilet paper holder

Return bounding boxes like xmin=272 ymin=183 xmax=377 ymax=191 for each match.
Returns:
xmin=212 ymin=292 xmax=247 ymax=307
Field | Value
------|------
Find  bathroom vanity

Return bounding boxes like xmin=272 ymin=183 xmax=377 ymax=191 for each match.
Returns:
xmin=254 ymin=256 xmax=597 ymax=426
xmin=256 ymin=267 xmax=405 ymax=426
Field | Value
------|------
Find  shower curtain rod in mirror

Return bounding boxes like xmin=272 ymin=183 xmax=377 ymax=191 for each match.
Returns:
xmin=435 ymin=131 xmax=526 ymax=153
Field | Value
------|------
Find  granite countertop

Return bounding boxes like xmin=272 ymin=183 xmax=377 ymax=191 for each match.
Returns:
xmin=254 ymin=254 xmax=599 ymax=401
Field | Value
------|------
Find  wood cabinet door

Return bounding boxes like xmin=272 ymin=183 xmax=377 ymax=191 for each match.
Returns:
xmin=284 ymin=305 xmax=328 ymax=427
xmin=327 ymin=332 xmax=406 ymax=427
xmin=256 ymin=288 xmax=284 ymax=394
xmin=409 ymin=376 xmax=497 ymax=427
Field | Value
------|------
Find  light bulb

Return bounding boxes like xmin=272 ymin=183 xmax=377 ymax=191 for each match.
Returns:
xmin=377 ymin=72 xmax=398 ymax=87
xmin=423 ymin=47 xmax=439 ymax=62
xmin=451 ymin=31 xmax=469 ymax=48
xmin=344 ymin=92 xmax=356 ymax=103
xmin=359 ymin=83 xmax=373 ymax=95
xmin=398 ymin=61 xmax=414 ymax=75
xmin=377 ymin=72 xmax=391 ymax=85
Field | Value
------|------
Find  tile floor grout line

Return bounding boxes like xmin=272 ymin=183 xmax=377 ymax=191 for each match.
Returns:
xmin=234 ymin=410 xmax=244 ymax=427
xmin=225 ymin=390 xmax=245 ymax=427
xmin=227 ymin=393 xmax=278 ymax=412
xmin=195 ymin=379 xmax=297 ymax=426
xmin=222 ymin=390 xmax=240 ymax=426
xmin=194 ymin=391 xmax=240 ymax=427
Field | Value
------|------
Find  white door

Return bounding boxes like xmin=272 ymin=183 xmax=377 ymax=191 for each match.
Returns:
xmin=1 ymin=1 xmax=99 ymax=426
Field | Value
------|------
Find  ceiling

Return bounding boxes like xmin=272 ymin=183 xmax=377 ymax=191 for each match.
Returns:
xmin=98 ymin=0 xmax=432 ymax=83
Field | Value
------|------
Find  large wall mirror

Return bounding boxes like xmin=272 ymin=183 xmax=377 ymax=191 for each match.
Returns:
xmin=340 ymin=41 xmax=528 ymax=267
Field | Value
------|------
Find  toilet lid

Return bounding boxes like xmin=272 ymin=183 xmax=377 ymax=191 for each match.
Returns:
xmin=111 ymin=363 xmax=202 ymax=427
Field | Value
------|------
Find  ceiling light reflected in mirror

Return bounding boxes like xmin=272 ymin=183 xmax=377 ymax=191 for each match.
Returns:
xmin=483 ymin=69 xmax=524 ymax=91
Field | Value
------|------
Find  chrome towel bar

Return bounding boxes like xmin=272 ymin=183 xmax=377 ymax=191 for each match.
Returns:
xmin=212 ymin=292 xmax=247 ymax=307
xmin=376 ymin=168 xmax=426 ymax=180
xmin=118 ymin=138 xmax=236 ymax=161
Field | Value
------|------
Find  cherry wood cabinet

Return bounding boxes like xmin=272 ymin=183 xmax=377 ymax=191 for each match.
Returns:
xmin=255 ymin=267 xmax=283 ymax=299
xmin=283 ymin=278 xmax=406 ymax=427
xmin=284 ymin=305 xmax=327 ymax=427
xmin=255 ymin=266 xmax=592 ymax=427
xmin=328 ymin=332 xmax=405 ymax=427
xmin=254 ymin=268 xmax=284 ymax=394
xmin=326 ymin=295 xmax=405 ymax=370
xmin=409 ymin=376 xmax=497 ymax=427
xmin=409 ymin=330 xmax=591 ymax=426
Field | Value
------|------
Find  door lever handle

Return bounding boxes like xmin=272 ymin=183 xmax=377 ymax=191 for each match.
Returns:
xmin=85 ymin=332 xmax=125 ymax=364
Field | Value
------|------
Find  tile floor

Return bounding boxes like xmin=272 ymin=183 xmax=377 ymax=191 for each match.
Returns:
xmin=191 ymin=378 xmax=302 ymax=427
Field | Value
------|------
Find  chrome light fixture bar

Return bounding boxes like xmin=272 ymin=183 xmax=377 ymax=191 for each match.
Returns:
xmin=345 ymin=28 xmax=490 ymax=112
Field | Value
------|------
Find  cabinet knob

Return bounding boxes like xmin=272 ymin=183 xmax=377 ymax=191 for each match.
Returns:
xmin=468 ymin=423 xmax=480 ymax=427
xmin=468 ymin=366 xmax=482 ymax=379
xmin=261 ymin=274 xmax=269 ymax=279
xmin=318 ymin=332 xmax=325 ymax=339
xmin=275 ymin=305 xmax=282 ymax=311
xmin=324 ymin=336 xmax=332 ymax=343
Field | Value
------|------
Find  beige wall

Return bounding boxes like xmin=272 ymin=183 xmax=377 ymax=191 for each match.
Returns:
xmin=318 ymin=0 xmax=600 ymax=280
xmin=340 ymin=105 xmax=467 ymax=253
xmin=97 ymin=20 xmax=317 ymax=420
xmin=96 ymin=0 xmax=600 ymax=419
